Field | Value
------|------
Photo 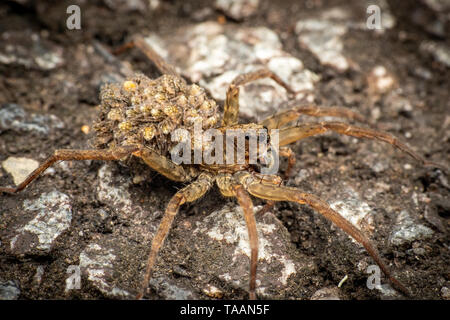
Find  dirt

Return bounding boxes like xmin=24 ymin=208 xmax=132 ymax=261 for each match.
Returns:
xmin=0 ymin=0 xmax=449 ymax=300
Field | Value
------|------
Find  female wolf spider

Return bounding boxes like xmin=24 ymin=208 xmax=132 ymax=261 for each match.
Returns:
xmin=1 ymin=36 xmax=445 ymax=299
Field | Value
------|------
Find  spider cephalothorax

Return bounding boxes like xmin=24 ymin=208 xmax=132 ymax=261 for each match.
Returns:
xmin=1 ymin=36 xmax=446 ymax=300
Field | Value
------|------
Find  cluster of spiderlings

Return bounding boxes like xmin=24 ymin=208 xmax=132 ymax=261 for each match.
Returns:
xmin=93 ymin=73 xmax=220 ymax=157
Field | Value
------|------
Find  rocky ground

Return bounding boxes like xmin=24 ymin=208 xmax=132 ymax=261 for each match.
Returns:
xmin=0 ymin=0 xmax=449 ymax=300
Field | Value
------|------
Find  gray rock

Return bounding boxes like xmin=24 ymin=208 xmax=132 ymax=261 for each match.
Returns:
xmin=95 ymin=164 xmax=152 ymax=241
xmin=0 ymin=31 xmax=64 ymax=70
xmin=329 ymin=184 xmax=375 ymax=237
xmin=295 ymin=1 xmax=395 ymax=71
xmin=0 ymin=103 xmax=65 ymax=135
xmin=389 ymin=210 xmax=434 ymax=246
xmin=143 ymin=22 xmax=319 ymax=120
xmin=362 ymin=151 xmax=391 ymax=174
xmin=79 ymin=242 xmax=132 ymax=298
xmin=97 ymin=163 xmax=133 ymax=214
xmin=0 ymin=280 xmax=20 ymax=300
xmin=149 ymin=277 xmax=197 ymax=299
xmin=10 ymin=191 xmax=72 ymax=255
xmin=375 ymin=283 xmax=401 ymax=299
xmin=193 ymin=203 xmax=313 ymax=298
xmin=296 ymin=18 xmax=350 ymax=71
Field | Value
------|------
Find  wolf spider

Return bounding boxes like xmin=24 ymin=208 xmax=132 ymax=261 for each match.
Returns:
xmin=1 ymin=36 xmax=445 ymax=299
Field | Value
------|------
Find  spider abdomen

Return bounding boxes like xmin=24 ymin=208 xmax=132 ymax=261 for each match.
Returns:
xmin=93 ymin=73 xmax=220 ymax=157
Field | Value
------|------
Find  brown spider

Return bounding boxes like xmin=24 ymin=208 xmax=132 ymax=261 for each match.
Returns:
xmin=1 ymin=36 xmax=445 ymax=299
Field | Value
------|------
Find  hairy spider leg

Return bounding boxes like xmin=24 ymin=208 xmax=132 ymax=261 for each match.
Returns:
xmin=278 ymin=121 xmax=446 ymax=170
xmin=234 ymin=171 xmax=411 ymax=296
xmin=137 ymin=172 xmax=214 ymax=299
xmin=222 ymin=69 xmax=296 ymax=127
xmin=0 ymin=146 xmax=138 ymax=194
xmin=260 ymin=104 xmax=367 ymax=130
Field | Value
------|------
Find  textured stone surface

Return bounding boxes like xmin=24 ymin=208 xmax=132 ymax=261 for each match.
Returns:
xmin=79 ymin=242 xmax=132 ymax=298
xmin=0 ymin=104 xmax=64 ymax=135
xmin=389 ymin=211 xmax=434 ymax=246
xmin=310 ymin=287 xmax=341 ymax=300
xmin=193 ymin=204 xmax=314 ymax=298
xmin=0 ymin=280 xmax=20 ymax=300
xmin=143 ymin=21 xmax=319 ymax=120
xmin=295 ymin=1 xmax=395 ymax=71
xmin=0 ymin=31 xmax=64 ymax=70
xmin=9 ymin=191 xmax=72 ymax=255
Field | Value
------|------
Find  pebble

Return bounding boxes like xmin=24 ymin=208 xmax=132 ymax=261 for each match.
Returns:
xmin=2 ymin=157 xmax=39 ymax=186
xmin=367 ymin=66 xmax=396 ymax=94
xmin=375 ymin=283 xmax=401 ymax=299
xmin=202 ymin=284 xmax=224 ymax=299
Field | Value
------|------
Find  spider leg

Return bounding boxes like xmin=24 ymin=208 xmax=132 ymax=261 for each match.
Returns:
xmin=133 ymin=147 xmax=192 ymax=182
xmin=114 ymin=35 xmax=180 ymax=77
xmin=233 ymin=184 xmax=259 ymax=300
xmin=255 ymin=200 xmax=275 ymax=216
xmin=216 ymin=173 xmax=259 ymax=300
xmin=279 ymin=146 xmax=296 ymax=178
xmin=137 ymin=172 xmax=214 ymax=299
xmin=222 ymin=69 xmax=296 ymax=127
xmin=278 ymin=121 xmax=446 ymax=170
xmin=234 ymin=171 xmax=411 ymax=296
xmin=0 ymin=146 xmax=138 ymax=194
xmin=260 ymin=104 xmax=367 ymax=129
